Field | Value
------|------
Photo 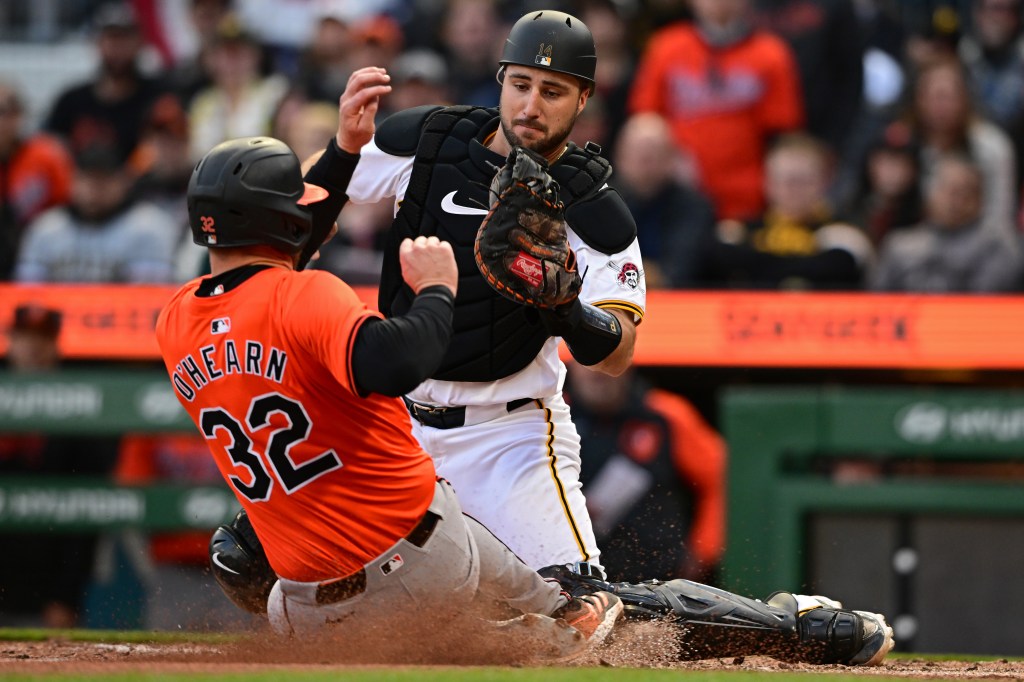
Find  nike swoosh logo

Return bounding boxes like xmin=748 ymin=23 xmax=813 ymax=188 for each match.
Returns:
xmin=211 ymin=552 xmax=240 ymax=575
xmin=441 ymin=191 xmax=489 ymax=216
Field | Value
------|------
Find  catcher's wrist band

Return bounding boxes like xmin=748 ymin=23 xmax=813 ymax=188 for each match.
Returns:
xmin=542 ymin=301 xmax=622 ymax=366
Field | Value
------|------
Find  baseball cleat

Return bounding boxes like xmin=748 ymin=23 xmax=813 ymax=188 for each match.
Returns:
xmin=767 ymin=592 xmax=895 ymax=666
xmin=553 ymin=591 xmax=624 ymax=648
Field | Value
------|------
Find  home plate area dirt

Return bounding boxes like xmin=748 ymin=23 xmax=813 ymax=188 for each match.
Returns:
xmin=0 ymin=621 xmax=1021 ymax=677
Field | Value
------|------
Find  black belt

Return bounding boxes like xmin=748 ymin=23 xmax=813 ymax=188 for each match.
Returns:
xmin=403 ymin=397 xmax=535 ymax=429
xmin=315 ymin=510 xmax=441 ymax=606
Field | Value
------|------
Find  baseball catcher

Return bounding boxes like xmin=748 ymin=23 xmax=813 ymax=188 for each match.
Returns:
xmin=474 ymin=146 xmax=582 ymax=310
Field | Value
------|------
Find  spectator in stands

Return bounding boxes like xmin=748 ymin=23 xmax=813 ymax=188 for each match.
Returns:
xmin=958 ymin=0 xmax=1024 ymax=182
xmin=132 ymin=97 xmax=206 ymax=282
xmin=233 ymin=0 xmax=393 ymax=76
xmin=166 ymin=0 xmax=234 ymax=107
xmin=42 ymin=1 xmax=176 ymax=163
xmin=904 ymin=4 xmax=963 ymax=72
xmin=697 ymin=133 xmax=874 ymax=290
xmin=276 ymin=100 xmax=340 ymax=164
xmin=565 ymin=362 xmax=726 ymax=584
xmin=187 ymin=14 xmax=289 ymax=161
xmin=903 ymin=56 xmax=1018 ymax=238
xmin=754 ymin=0 xmax=865 ymax=160
xmin=438 ymin=0 xmax=503 ymax=107
xmin=870 ymin=153 xmax=1023 ymax=292
xmin=293 ymin=5 xmax=363 ymax=105
xmin=383 ymin=49 xmax=453 ymax=113
xmin=830 ymin=0 xmax=909 ymax=212
xmin=344 ymin=14 xmax=405 ymax=75
xmin=14 ymin=143 xmax=178 ymax=283
xmin=0 ymin=83 xmax=73 ymax=281
xmin=612 ymin=113 xmax=716 ymax=288
xmin=840 ymin=120 xmax=924 ymax=247
xmin=0 ymin=304 xmax=121 ymax=628
xmin=569 ymin=92 xmax=613 ymax=155
xmin=629 ymin=0 xmax=804 ymax=221
xmin=577 ymin=0 xmax=638 ymax=156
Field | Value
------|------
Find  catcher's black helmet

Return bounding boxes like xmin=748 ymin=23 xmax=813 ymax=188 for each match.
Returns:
xmin=499 ymin=11 xmax=596 ymax=91
xmin=187 ymin=137 xmax=328 ymax=254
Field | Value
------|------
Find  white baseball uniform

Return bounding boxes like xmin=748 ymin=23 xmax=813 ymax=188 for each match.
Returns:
xmin=346 ymin=136 xmax=647 ymax=573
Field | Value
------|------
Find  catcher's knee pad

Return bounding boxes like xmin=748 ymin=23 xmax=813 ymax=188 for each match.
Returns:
xmin=209 ymin=509 xmax=276 ymax=615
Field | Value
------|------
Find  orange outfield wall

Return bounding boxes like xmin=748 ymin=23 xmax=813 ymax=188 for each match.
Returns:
xmin=2 ymin=284 xmax=1023 ymax=369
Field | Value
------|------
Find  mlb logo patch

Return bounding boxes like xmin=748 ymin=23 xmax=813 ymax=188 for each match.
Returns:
xmin=210 ymin=317 xmax=231 ymax=334
xmin=535 ymin=43 xmax=553 ymax=66
xmin=381 ymin=553 xmax=404 ymax=576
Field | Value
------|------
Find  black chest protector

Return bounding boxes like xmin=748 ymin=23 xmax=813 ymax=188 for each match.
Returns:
xmin=376 ymin=105 xmax=633 ymax=383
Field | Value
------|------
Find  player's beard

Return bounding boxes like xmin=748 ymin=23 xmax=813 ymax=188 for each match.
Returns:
xmin=500 ymin=110 xmax=579 ymax=159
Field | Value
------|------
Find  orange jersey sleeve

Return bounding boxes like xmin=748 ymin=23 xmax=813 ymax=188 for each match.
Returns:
xmin=156 ymin=268 xmax=436 ymax=582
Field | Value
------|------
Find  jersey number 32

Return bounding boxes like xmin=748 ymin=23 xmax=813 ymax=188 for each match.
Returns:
xmin=199 ymin=393 xmax=342 ymax=502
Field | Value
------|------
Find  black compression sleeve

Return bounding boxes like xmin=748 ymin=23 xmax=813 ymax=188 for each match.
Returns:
xmin=351 ymin=285 xmax=455 ymax=397
xmin=303 ymin=138 xmax=359 ymax=235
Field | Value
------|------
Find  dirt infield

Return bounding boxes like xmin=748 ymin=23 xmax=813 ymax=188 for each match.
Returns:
xmin=1 ymin=625 xmax=1022 ymax=678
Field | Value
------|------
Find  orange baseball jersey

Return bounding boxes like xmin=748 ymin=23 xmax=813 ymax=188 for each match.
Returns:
xmin=156 ymin=267 xmax=436 ymax=582
xmin=629 ymin=23 xmax=804 ymax=220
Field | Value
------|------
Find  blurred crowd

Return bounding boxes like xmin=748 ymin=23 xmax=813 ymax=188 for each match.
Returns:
xmin=6 ymin=0 xmax=1022 ymax=630
xmin=0 ymin=0 xmax=1023 ymax=293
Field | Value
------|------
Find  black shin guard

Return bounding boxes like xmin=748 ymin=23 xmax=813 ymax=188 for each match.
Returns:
xmin=538 ymin=565 xmax=874 ymax=663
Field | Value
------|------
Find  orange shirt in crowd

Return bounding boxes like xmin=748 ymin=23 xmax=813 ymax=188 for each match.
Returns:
xmin=629 ymin=22 xmax=804 ymax=220
xmin=156 ymin=268 xmax=436 ymax=582
xmin=2 ymin=134 xmax=73 ymax=225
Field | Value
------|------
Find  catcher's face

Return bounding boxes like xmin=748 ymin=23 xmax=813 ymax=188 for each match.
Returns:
xmin=498 ymin=66 xmax=589 ymax=160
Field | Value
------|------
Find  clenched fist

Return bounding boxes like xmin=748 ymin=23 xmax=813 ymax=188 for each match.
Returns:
xmin=400 ymin=236 xmax=458 ymax=297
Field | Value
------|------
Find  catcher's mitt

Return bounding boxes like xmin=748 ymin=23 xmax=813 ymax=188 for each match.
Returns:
xmin=474 ymin=146 xmax=582 ymax=309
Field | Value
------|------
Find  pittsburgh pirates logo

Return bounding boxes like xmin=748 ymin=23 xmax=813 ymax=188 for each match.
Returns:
xmin=535 ymin=43 xmax=552 ymax=66
xmin=607 ymin=261 xmax=645 ymax=293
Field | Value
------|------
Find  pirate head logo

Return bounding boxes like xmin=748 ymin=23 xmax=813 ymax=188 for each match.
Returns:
xmin=616 ymin=262 xmax=643 ymax=290
xmin=535 ymin=43 xmax=552 ymax=67
xmin=619 ymin=263 xmax=639 ymax=289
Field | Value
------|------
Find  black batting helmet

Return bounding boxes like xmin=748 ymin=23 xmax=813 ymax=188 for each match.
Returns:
xmin=187 ymin=137 xmax=328 ymax=255
xmin=499 ymin=11 xmax=596 ymax=91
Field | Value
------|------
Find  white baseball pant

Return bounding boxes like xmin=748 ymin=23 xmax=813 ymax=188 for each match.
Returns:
xmin=411 ymin=393 xmax=602 ymax=573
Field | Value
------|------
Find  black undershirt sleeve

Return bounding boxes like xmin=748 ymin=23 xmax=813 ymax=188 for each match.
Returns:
xmin=298 ymin=139 xmax=360 ymax=268
xmin=351 ymin=285 xmax=455 ymax=397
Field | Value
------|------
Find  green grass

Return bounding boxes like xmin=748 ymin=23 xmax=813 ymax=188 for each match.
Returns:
xmin=0 ymin=628 xmax=237 ymax=645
